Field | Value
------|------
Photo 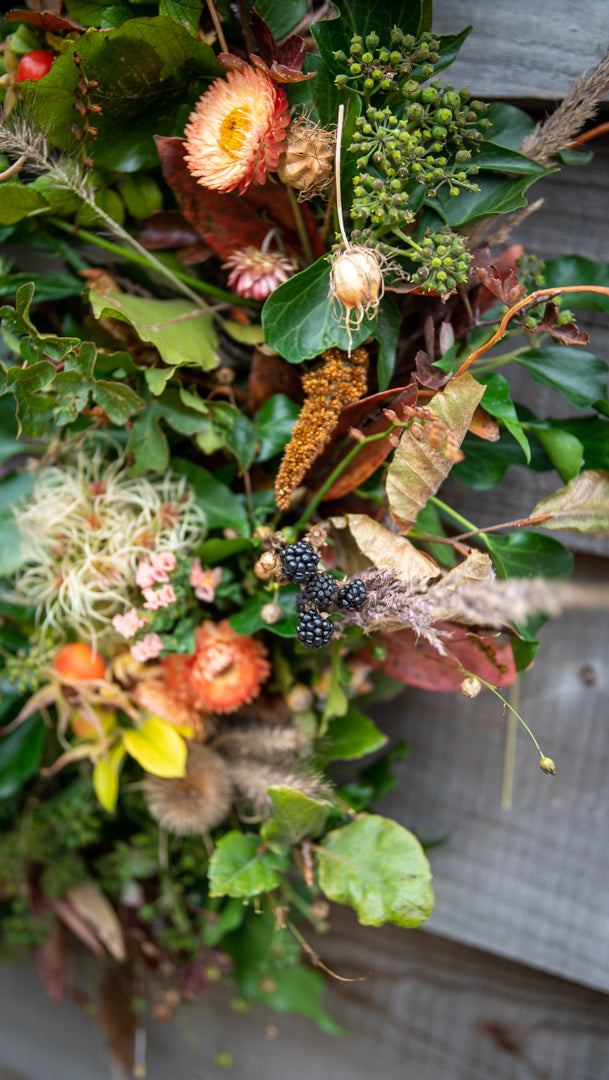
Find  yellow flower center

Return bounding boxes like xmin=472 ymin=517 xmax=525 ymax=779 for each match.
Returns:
xmin=220 ymin=107 xmax=252 ymax=157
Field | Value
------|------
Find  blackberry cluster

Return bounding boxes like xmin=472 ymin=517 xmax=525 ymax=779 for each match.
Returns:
xmin=296 ymin=610 xmax=334 ymax=649
xmin=281 ymin=542 xmax=368 ymax=649
xmin=336 ymin=579 xmax=367 ymax=611
xmin=280 ymin=541 xmax=319 ymax=584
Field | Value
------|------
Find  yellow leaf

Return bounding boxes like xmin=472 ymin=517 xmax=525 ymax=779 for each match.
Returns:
xmin=122 ymin=716 xmax=187 ymax=778
xmin=93 ymin=743 xmax=126 ymax=812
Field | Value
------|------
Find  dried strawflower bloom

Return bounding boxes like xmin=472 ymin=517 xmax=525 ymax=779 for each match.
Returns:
xmin=222 ymin=246 xmax=296 ymax=300
xmin=330 ymin=245 xmax=384 ymax=339
xmin=144 ymin=744 xmax=233 ymax=834
xmin=12 ymin=447 xmax=206 ymax=645
xmin=277 ymin=116 xmax=335 ymax=199
xmin=274 ymin=346 xmax=369 ymax=510
xmin=188 ymin=621 xmax=271 ymax=713
xmin=184 ymin=66 xmax=290 ymax=195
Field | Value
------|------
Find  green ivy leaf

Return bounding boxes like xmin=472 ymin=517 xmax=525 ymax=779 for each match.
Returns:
xmin=484 ymin=531 xmax=573 ymax=580
xmin=514 ymin=346 xmax=609 ymax=410
xmin=317 ymin=814 xmax=433 ymax=927
xmin=255 ymin=0 xmax=309 ymax=40
xmin=479 ymin=373 xmax=530 ymax=462
xmin=0 ymin=712 xmax=46 ymax=798
xmin=159 ymin=0 xmax=204 ymax=36
xmin=485 ymin=102 xmax=535 ymax=150
xmin=544 ymin=256 xmax=609 ymax=315
xmin=0 ymin=181 xmax=49 ymax=226
xmin=531 ymin=427 xmax=584 ymax=482
xmin=375 ymin=296 xmax=402 ymax=391
xmin=89 ymin=291 xmax=218 ymax=370
xmin=172 ymin=458 xmax=250 ymax=535
xmin=254 ymin=395 xmax=299 ymax=463
xmin=229 ymin=588 xmax=298 ymax=638
xmin=317 ymin=706 xmax=388 ymax=765
xmin=209 ymin=832 xmax=288 ymax=898
xmin=21 ymin=17 xmax=220 ymax=171
xmin=261 ymin=256 xmax=377 ymax=362
xmin=429 ymin=170 xmax=548 ymax=227
xmin=261 ymin=787 xmax=330 ymax=849
xmin=312 ymin=1 xmax=422 ymax=73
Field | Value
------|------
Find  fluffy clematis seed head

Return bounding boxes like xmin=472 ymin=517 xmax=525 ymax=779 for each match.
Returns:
xmin=184 ymin=66 xmax=290 ymax=195
xmin=222 ymin=247 xmax=296 ymax=300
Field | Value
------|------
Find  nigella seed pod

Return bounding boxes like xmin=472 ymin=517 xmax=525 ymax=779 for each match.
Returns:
xmin=277 ymin=117 xmax=335 ymax=200
xmin=330 ymin=246 xmax=384 ymax=341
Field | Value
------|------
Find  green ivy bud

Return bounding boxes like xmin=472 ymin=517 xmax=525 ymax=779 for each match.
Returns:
xmin=350 ymin=63 xmax=362 ymax=75
xmin=362 ymin=52 xmax=374 ymax=64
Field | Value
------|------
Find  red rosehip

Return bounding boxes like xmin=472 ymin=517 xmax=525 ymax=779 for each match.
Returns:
xmin=14 ymin=50 xmax=55 ymax=84
xmin=53 ymin=643 xmax=106 ymax=682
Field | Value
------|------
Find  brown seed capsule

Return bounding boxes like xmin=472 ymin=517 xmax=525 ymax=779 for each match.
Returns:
xmin=144 ymin=744 xmax=233 ymax=834
xmin=460 ymin=676 xmax=482 ymax=698
xmin=260 ymin=602 xmax=282 ymax=625
xmin=277 ymin=117 xmax=335 ymax=199
xmin=285 ymin=683 xmax=314 ymax=713
xmin=254 ymin=551 xmax=279 ymax=580
xmin=330 ymin=246 xmax=384 ymax=344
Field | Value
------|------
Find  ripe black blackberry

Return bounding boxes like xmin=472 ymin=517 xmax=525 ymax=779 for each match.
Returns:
xmin=296 ymin=610 xmax=334 ymax=649
xmin=304 ymin=572 xmax=338 ymax=612
xmin=280 ymin=541 xmax=319 ymax=584
xmin=336 ymin=578 xmax=367 ymax=610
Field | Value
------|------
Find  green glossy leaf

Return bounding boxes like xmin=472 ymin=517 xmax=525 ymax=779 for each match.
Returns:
xmin=243 ymin=962 xmax=344 ymax=1035
xmin=229 ymin=588 xmax=298 ymax=638
xmin=261 ymin=787 xmax=330 ymax=849
xmin=454 ymin=423 xmax=552 ymax=490
xmin=209 ymin=832 xmax=288 ymax=898
xmin=430 ymin=26 xmax=472 ymax=74
xmin=262 ymin=255 xmax=377 ymax=362
xmin=514 ymin=346 xmax=608 ymax=410
xmin=0 ymin=469 xmax=35 ymax=575
xmin=0 ymin=712 xmax=45 ymax=798
xmin=484 ymin=531 xmax=573 ymax=580
xmin=172 ymin=458 xmax=250 ymax=535
xmin=0 ymin=182 xmax=49 ymax=226
xmin=317 ymin=814 xmax=433 ymax=927
xmin=531 ymin=427 xmax=584 ymax=482
xmin=471 ymin=142 xmax=548 ymax=176
xmin=195 ymin=536 xmax=252 ymax=563
xmin=312 ymin=0 xmax=422 ymax=73
xmin=126 ymin=406 xmax=170 ymax=472
xmin=536 ymin=416 xmax=609 ymax=472
xmin=89 ymin=291 xmax=218 ymax=370
xmin=256 ymin=0 xmax=308 ymax=40
xmin=375 ymin=296 xmax=402 ymax=391
xmin=480 ymin=373 xmax=530 ymax=462
xmin=429 ymin=170 xmax=547 ymax=227
xmin=317 ymin=706 xmax=388 ymax=765
xmin=159 ymin=0 xmax=204 ymax=36
xmin=485 ymin=102 xmax=535 ymax=150
xmin=254 ymin=395 xmax=299 ymax=463
xmin=21 ymin=17 xmax=220 ymax=171
xmin=544 ymin=256 xmax=609 ymax=315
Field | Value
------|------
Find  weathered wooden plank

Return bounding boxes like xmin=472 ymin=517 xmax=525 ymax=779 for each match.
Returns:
xmin=1 ymin=926 xmax=609 ymax=1080
xmin=432 ymin=2 xmax=609 ymax=101
xmin=373 ymin=556 xmax=609 ymax=991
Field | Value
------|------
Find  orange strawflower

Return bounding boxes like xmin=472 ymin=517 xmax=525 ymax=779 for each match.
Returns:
xmin=184 ymin=67 xmax=290 ymax=195
xmin=188 ymin=620 xmax=271 ymax=713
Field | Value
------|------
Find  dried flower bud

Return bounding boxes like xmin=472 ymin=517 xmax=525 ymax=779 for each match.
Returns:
xmin=330 ymin=246 xmax=384 ymax=344
xmin=540 ymin=755 xmax=556 ymax=775
xmin=286 ymin=683 xmax=314 ymax=712
xmin=260 ymin=602 xmax=282 ymax=625
xmin=222 ymin=246 xmax=296 ymax=300
xmin=460 ymin=676 xmax=482 ymax=698
xmin=277 ymin=116 xmax=335 ymax=199
xmin=254 ymin=551 xmax=279 ymax=580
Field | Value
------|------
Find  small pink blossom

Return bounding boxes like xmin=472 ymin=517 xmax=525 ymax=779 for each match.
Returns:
xmin=135 ymin=560 xmax=159 ymax=590
xmin=112 ymin=608 xmax=147 ymax=639
xmin=130 ymin=633 xmax=164 ymax=663
xmin=142 ymin=584 xmax=178 ymax=611
xmin=190 ymin=559 xmax=223 ymax=602
xmin=151 ymin=551 xmax=177 ymax=575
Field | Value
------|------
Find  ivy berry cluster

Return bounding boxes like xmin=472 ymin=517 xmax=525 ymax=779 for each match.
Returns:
xmin=333 ymin=28 xmax=442 ymax=98
xmin=279 ymin=542 xmax=367 ymax=649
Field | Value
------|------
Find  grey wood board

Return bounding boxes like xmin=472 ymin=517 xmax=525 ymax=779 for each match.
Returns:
xmin=372 ymin=554 xmax=609 ymax=991
xmin=432 ymin=2 xmax=609 ymax=101
xmin=1 ymin=925 xmax=609 ymax=1080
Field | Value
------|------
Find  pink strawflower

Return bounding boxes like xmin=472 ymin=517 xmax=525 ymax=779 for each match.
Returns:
xmin=130 ymin=633 xmax=164 ymax=663
xmin=112 ymin=608 xmax=148 ymax=639
xmin=223 ymin=247 xmax=296 ymax=300
xmin=142 ymin=584 xmax=178 ymax=611
xmin=150 ymin=551 xmax=177 ymax=575
xmin=183 ymin=66 xmax=289 ymax=195
xmin=189 ymin=559 xmax=223 ymax=602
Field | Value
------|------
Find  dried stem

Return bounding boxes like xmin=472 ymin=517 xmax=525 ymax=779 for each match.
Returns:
xmin=335 ymin=104 xmax=350 ymax=249
xmin=205 ymin=0 xmax=228 ymax=53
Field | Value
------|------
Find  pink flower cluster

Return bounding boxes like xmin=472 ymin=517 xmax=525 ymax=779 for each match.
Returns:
xmin=189 ymin=559 xmax=222 ymax=602
xmin=135 ymin=551 xmax=177 ymax=589
xmin=142 ymin=584 xmax=177 ymax=611
xmin=112 ymin=608 xmax=147 ymax=639
xmin=130 ymin=633 xmax=164 ymax=663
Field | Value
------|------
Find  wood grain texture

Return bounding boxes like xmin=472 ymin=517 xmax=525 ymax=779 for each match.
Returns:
xmin=432 ymin=2 xmax=609 ymax=101
xmin=372 ymin=554 xmax=609 ymax=991
xmin=1 ymin=926 xmax=609 ymax=1080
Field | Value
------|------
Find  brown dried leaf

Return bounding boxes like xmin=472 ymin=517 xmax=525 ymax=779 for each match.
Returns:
xmin=529 ymin=469 xmax=609 ymax=534
xmin=330 ymin=514 xmax=439 ymax=583
xmin=6 ymin=8 xmax=84 ymax=30
xmin=35 ymin=920 xmax=67 ymax=1005
xmin=67 ymin=881 xmax=126 ymax=962
xmin=386 ymin=373 xmax=486 ymax=531
xmin=415 ymin=350 xmax=450 ymax=390
xmin=469 ymin=405 xmax=501 ymax=441
xmin=99 ymin=964 xmax=137 ymax=1075
xmin=528 ymin=303 xmax=589 ymax=346
xmin=474 ymin=263 xmax=526 ymax=307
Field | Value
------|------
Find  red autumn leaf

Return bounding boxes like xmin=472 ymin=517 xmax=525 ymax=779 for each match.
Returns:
xmin=6 ymin=9 xmax=84 ymax=31
xmin=247 ymin=9 xmax=315 ymax=83
xmin=369 ymin=622 xmax=518 ymax=692
xmin=306 ymin=385 xmax=418 ymax=501
xmin=527 ymin=302 xmax=589 ymax=346
xmin=136 ymin=211 xmax=205 ymax=251
xmin=247 ymin=349 xmax=303 ymax=413
xmin=415 ymin=349 xmax=451 ymax=389
xmin=474 ymin=263 xmax=526 ymax=309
